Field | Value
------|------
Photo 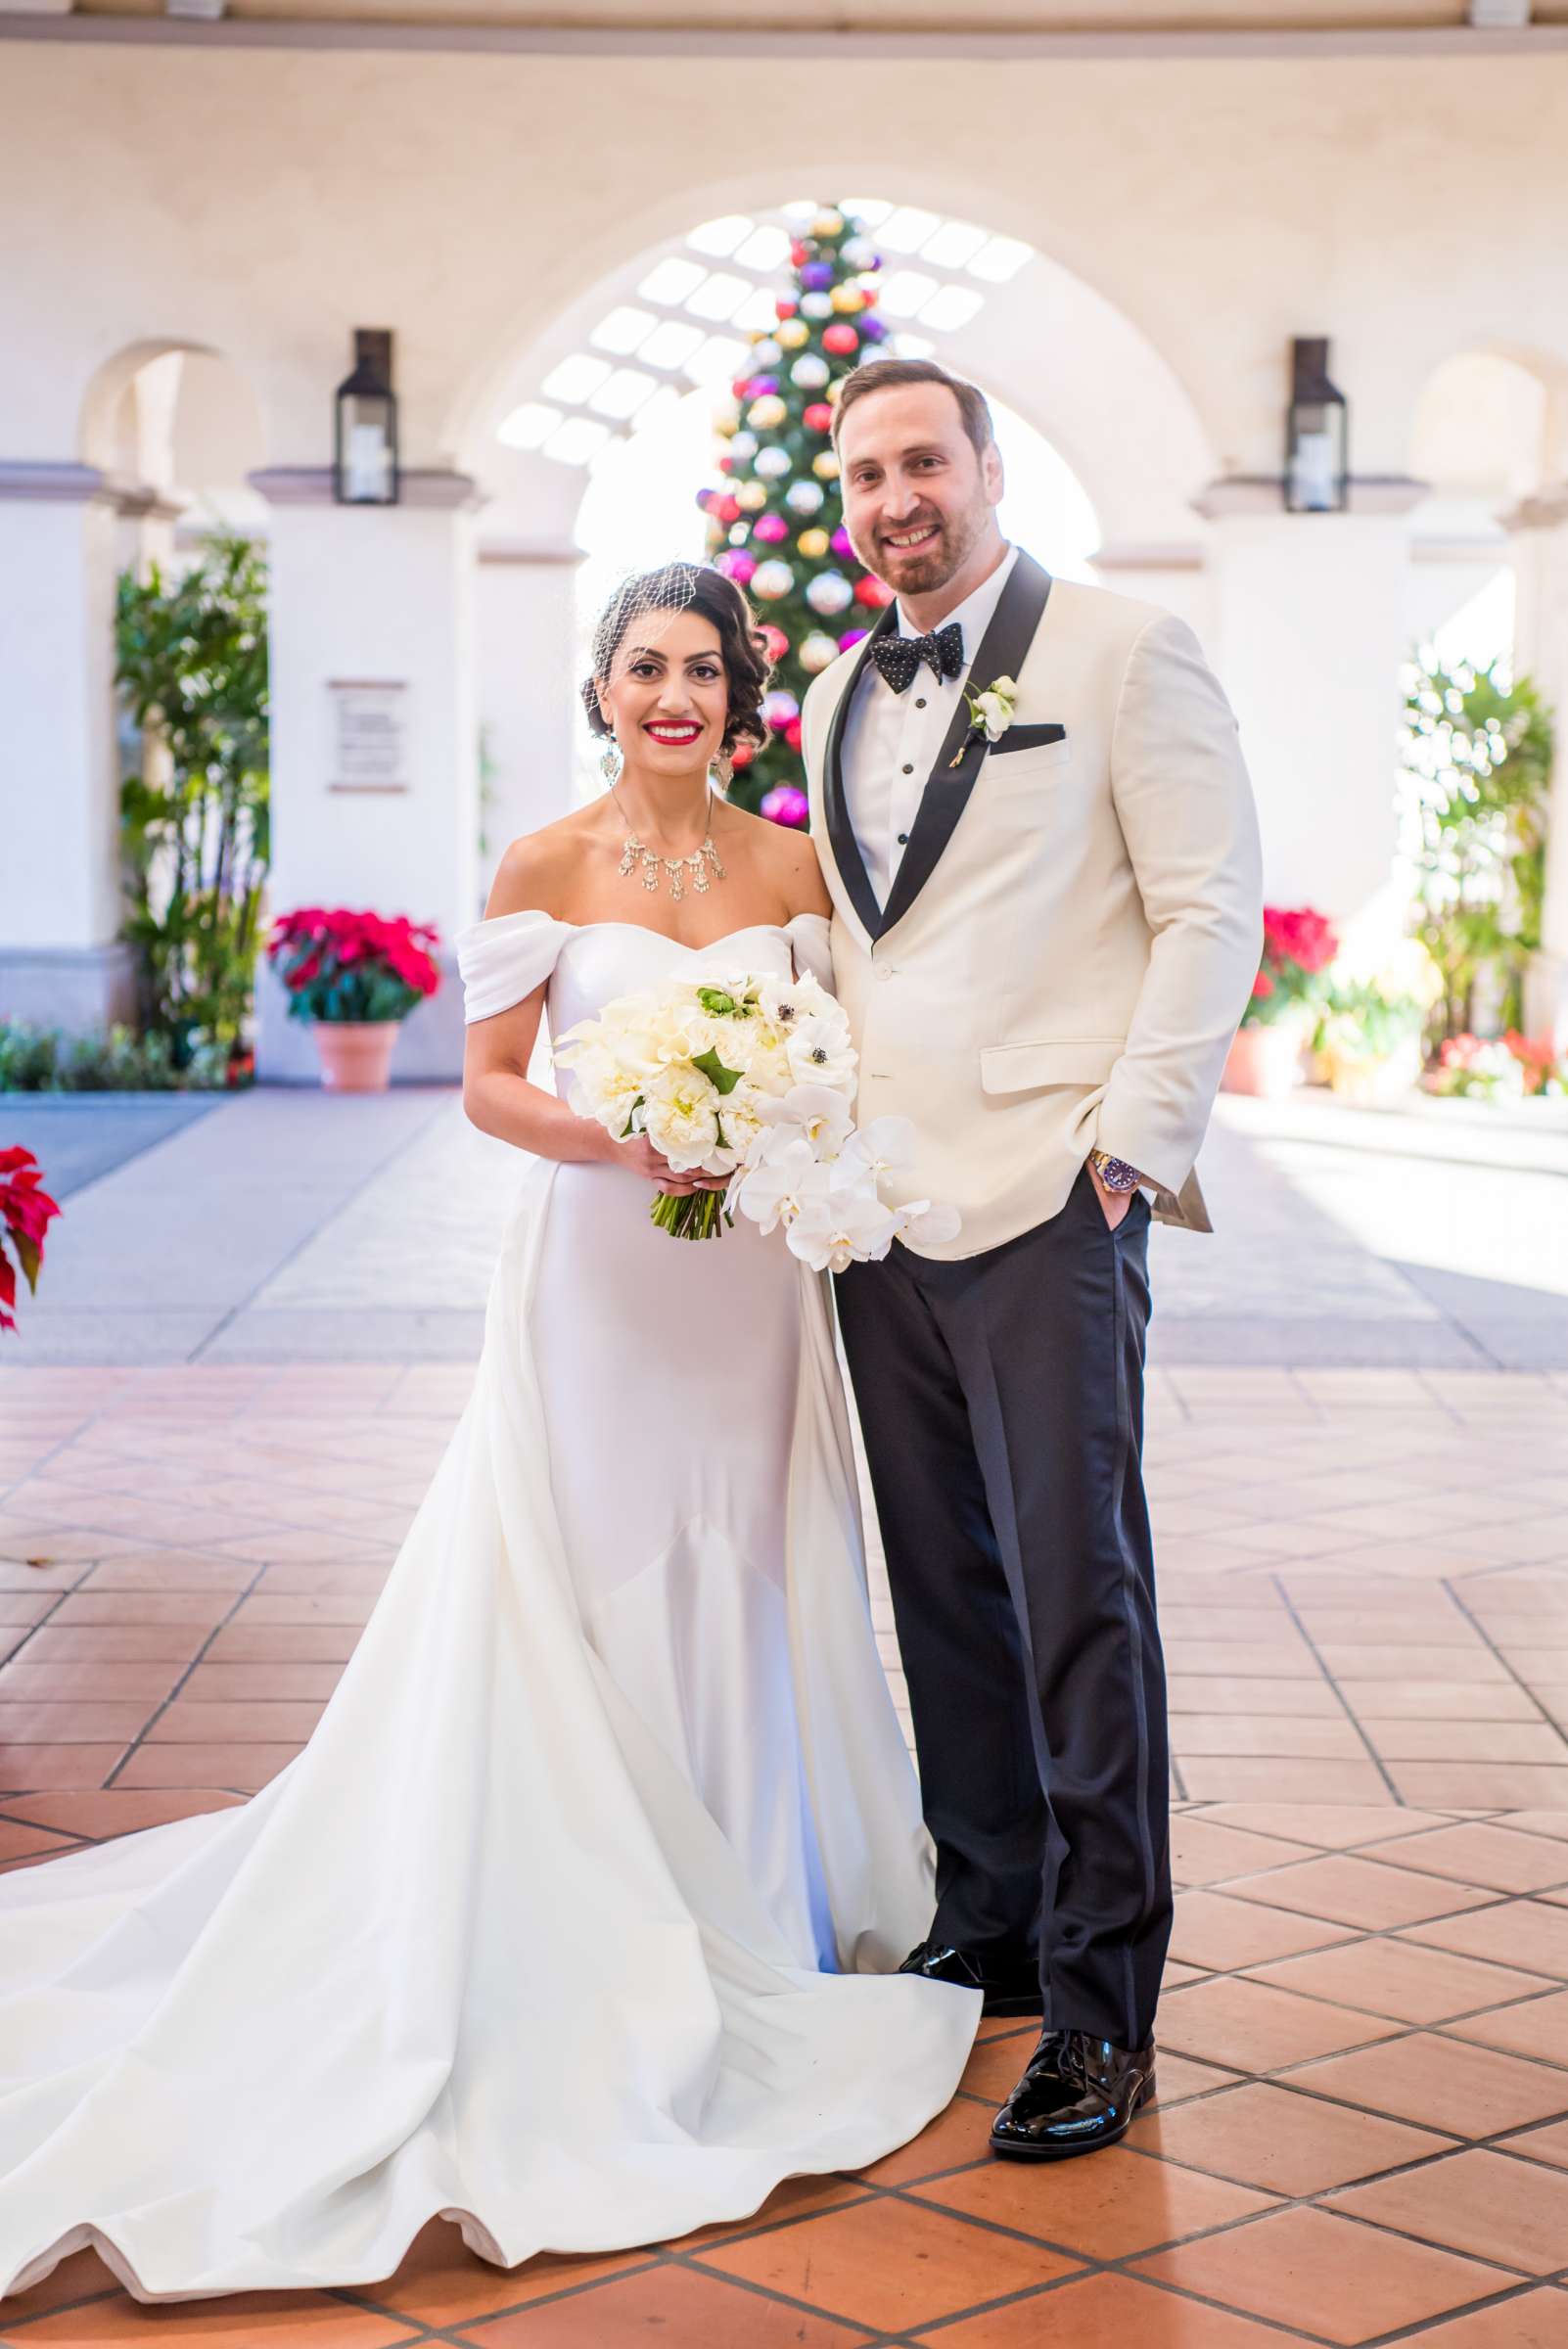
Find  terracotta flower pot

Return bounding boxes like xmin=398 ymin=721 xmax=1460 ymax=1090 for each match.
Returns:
xmin=1222 ymin=1020 xmax=1305 ymax=1100
xmin=310 ymin=1020 xmax=400 ymax=1093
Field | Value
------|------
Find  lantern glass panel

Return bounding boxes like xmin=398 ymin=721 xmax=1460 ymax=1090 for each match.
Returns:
xmin=1287 ymin=398 xmax=1347 ymax=512
xmin=338 ymin=392 xmax=395 ymax=502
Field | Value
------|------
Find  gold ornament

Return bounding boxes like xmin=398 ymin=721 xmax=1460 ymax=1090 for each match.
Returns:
xmin=812 ymin=208 xmax=845 ymax=237
xmin=825 ymin=378 xmax=844 ymax=406
xmin=797 ymin=528 xmax=830 ymax=559
xmin=830 ymin=284 xmax=865 ymax=315
xmin=812 ymin=450 xmax=842 ymax=482
xmin=735 ymin=481 xmax=769 ymax=513
xmin=748 ymin=394 xmax=787 ymax=432
xmin=775 ymin=318 xmax=809 ymax=350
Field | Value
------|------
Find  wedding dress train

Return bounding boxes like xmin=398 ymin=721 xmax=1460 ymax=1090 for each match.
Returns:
xmin=0 ymin=909 xmax=978 ymax=2305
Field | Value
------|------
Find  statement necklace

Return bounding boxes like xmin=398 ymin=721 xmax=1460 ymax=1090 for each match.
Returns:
xmin=612 ymin=785 xmax=728 ymax=903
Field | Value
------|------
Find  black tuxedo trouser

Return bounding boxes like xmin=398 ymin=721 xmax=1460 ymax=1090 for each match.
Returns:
xmin=834 ymin=1165 xmax=1171 ymax=2051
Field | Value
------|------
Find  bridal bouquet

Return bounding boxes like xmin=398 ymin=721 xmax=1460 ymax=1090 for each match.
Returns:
xmin=555 ymin=967 xmax=959 ymax=1266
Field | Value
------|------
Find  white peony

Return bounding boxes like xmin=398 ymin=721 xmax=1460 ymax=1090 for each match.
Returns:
xmin=639 ymin=1064 xmax=724 ymax=1173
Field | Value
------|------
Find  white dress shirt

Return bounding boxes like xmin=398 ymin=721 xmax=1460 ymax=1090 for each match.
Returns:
xmin=840 ymin=542 xmax=1020 ymax=907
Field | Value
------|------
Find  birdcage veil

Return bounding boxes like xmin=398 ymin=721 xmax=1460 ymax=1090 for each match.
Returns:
xmin=579 ymin=558 xmax=770 ymax=788
xmin=583 ymin=560 xmax=704 ymax=699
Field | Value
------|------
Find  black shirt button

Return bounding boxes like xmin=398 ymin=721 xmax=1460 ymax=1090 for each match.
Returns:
xmin=897 ymin=832 xmax=909 ymax=845
xmin=901 ymin=762 xmax=914 ymax=775
xmin=915 ymin=698 xmax=927 ymax=709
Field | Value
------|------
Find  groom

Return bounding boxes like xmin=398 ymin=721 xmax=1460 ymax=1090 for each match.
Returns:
xmin=801 ymin=359 xmax=1263 ymax=2160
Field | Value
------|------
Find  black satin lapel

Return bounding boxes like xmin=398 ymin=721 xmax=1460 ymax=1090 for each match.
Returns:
xmin=822 ymin=605 xmax=897 ymax=943
xmin=879 ymin=552 xmax=1055 ymax=937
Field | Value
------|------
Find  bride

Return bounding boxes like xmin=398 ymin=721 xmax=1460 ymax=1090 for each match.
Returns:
xmin=0 ymin=561 xmax=979 ymax=2306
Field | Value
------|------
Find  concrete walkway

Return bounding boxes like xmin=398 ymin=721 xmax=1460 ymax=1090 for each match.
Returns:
xmin=3 ymin=1084 xmax=1563 ymax=1368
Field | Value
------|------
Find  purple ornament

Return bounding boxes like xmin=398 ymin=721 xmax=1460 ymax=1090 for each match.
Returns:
xmin=745 ymin=374 xmax=781 ymax=398
xmin=717 ymin=548 xmax=758 ymax=584
xmin=761 ymin=785 xmax=810 ymax=829
xmin=860 ymin=313 xmax=889 ymax=344
xmin=799 ymin=261 xmax=834 ymax=294
xmin=762 ymin=688 xmax=801 ymax=726
xmin=838 ymin=626 xmax=869 ymax=652
xmin=753 ymin=513 xmax=789 ymax=544
xmin=830 ymin=527 xmax=853 ymax=558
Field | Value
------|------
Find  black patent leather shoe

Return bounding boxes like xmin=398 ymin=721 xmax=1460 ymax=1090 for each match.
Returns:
xmin=899 ymin=1940 xmax=1042 ymax=2016
xmin=990 ymin=2029 xmax=1156 ymax=2159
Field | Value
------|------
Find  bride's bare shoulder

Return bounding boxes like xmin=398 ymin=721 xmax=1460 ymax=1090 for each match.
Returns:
xmin=484 ymin=806 xmax=607 ymax=921
xmin=722 ymin=800 xmax=831 ymax=918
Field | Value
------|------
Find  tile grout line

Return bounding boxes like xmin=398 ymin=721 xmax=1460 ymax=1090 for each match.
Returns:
xmin=1268 ymin=1569 xmax=1405 ymax=1801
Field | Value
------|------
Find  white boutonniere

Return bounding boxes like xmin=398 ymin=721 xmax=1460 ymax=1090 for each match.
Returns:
xmin=948 ymin=673 xmax=1019 ymax=766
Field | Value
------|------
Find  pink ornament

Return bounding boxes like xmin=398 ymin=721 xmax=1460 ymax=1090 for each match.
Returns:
xmin=830 ymin=527 xmax=853 ymax=558
xmin=854 ymin=574 xmax=895 ymax=609
xmin=784 ymin=718 xmax=804 ymax=751
xmin=822 ymin=322 xmax=859 ymax=356
xmin=775 ymin=298 xmax=798 ymax=320
xmin=759 ymin=623 xmax=790 ymax=664
xmin=718 ymin=549 xmax=758 ymax=584
xmin=753 ymin=513 xmax=790 ymax=544
xmin=838 ymin=627 xmax=869 ymax=651
xmin=803 ymin=402 xmax=834 ymax=434
xmin=761 ymin=785 xmax=809 ymax=828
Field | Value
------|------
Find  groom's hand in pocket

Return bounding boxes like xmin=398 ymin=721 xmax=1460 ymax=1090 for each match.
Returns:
xmin=1086 ymin=1157 xmax=1135 ymax=1230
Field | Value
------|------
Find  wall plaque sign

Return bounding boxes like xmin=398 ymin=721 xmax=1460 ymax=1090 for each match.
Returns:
xmin=328 ymin=679 xmax=408 ymax=792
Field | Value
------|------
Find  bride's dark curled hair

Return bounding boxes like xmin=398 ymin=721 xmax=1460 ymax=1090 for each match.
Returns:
xmin=581 ymin=562 xmax=771 ymax=761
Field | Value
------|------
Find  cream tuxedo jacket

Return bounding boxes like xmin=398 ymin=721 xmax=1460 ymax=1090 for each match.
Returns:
xmin=801 ymin=551 xmax=1264 ymax=1261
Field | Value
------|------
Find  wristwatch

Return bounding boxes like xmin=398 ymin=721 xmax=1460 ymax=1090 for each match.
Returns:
xmin=1088 ymin=1148 xmax=1142 ymax=1194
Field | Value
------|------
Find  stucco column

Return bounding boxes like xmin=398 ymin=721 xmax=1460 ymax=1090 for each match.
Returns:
xmin=1193 ymin=477 xmax=1427 ymax=942
xmin=1502 ymin=487 xmax=1568 ymax=1049
xmin=0 ymin=463 xmax=139 ymax=1033
xmin=475 ymin=535 xmax=587 ymax=895
xmin=250 ymin=467 xmax=483 ymax=1082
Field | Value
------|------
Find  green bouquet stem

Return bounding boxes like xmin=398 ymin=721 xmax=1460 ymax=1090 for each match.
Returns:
xmin=649 ymin=1188 xmax=729 ymax=1241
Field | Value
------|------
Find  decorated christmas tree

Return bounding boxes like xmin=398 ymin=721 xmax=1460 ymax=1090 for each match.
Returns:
xmin=698 ymin=205 xmax=895 ymax=822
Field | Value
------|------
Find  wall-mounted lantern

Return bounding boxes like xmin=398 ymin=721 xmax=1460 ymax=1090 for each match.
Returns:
xmin=334 ymin=330 xmax=399 ymax=506
xmin=1285 ymin=337 xmax=1348 ymax=513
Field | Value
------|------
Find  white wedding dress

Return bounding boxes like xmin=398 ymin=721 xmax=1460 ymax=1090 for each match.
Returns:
xmin=0 ymin=909 xmax=979 ymax=2306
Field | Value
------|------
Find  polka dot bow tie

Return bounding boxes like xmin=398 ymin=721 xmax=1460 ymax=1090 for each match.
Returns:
xmin=869 ymin=621 xmax=965 ymax=695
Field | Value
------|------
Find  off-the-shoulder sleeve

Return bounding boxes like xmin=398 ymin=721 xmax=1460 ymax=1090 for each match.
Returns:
xmin=456 ymin=910 xmax=572 ymax=1024
xmin=784 ymin=911 xmax=835 ymax=992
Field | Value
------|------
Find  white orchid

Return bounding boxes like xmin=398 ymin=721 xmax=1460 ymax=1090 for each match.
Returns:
xmin=833 ymin=1113 xmax=917 ymax=1186
xmin=785 ymin=1188 xmax=901 ymax=1274
xmin=734 ymin=1139 xmax=830 ymax=1234
xmin=753 ymin=1082 xmax=856 ymax=1159
xmin=891 ymin=1199 xmax=963 ymax=1250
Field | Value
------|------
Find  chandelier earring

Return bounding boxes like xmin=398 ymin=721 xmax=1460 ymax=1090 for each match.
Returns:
xmin=600 ymin=737 xmax=623 ymax=785
xmin=710 ymin=748 xmax=734 ymax=792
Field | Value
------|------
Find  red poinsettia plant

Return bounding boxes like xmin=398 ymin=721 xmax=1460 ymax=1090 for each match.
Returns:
xmin=1242 ymin=904 xmax=1341 ymax=1029
xmin=267 ymin=907 xmax=441 ymax=1025
xmin=0 ymin=1147 xmax=62 ymax=1336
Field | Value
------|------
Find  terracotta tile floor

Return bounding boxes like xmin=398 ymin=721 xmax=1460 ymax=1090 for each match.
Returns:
xmin=4 ymin=1364 xmax=1568 ymax=2344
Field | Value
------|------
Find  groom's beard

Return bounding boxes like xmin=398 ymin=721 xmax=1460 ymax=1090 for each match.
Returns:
xmin=871 ymin=500 xmax=991 ymax=600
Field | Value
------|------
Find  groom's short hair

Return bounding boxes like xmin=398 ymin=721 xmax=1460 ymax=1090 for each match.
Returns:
xmin=832 ymin=359 xmax=995 ymax=461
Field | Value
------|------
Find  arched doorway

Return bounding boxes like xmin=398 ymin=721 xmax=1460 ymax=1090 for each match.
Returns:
xmin=456 ymin=194 xmax=1213 ymax=886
